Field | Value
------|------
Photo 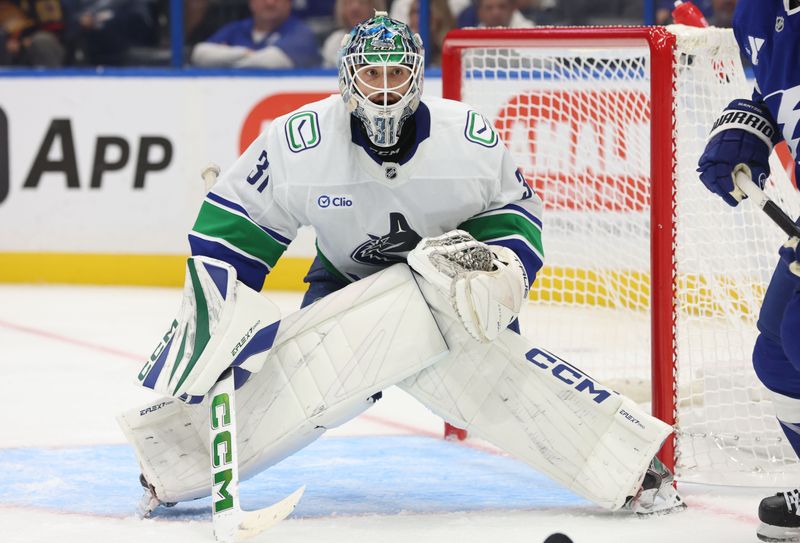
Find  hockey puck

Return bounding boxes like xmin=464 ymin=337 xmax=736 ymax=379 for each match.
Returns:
xmin=543 ymin=533 xmax=573 ymax=543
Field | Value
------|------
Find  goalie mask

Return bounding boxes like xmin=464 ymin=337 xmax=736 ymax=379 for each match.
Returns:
xmin=338 ymin=12 xmax=425 ymax=148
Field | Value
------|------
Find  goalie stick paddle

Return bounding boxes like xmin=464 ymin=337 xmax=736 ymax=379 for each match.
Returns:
xmin=209 ymin=370 xmax=305 ymax=542
xmin=733 ymin=166 xmax=800 ymax=238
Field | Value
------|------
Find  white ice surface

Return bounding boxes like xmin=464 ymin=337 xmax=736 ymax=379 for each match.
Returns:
xmin=0 ymin=285 xmax=778 ymax=543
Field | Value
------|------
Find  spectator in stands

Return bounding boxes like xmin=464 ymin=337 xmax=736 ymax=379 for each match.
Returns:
xmin=707 ymin=0 xmax=736 ymax=27
xmin=515 ymin=0 xmax=559 ymax=25
xmin=0 ymin=0 xmax=68 ymax=67
xmin=73 ymin=0 xmax=159 ymax=65
xmin=456 ymin=0 xmax=534 ymax=28
xmin=656 ymin=0 xmax=735 ymax=27
xmin=292 ymin=0 xmax=336 ymax=45
xmin=390 ymin=0 xmax=470 ymax=24
xmin=191 ymin=0 xmax=320 ymax=69
xmin=656 ymin=0 xmax=713 ymax=25
xmin=526 ymin=0 xmax=641 ymax=25
xmin=477 ymin=0 xmax=533 ymax=26
xmin=321 ymin=0 xmax=384 ymax=68
xmin=408 ymin=0 xmax=456 ymax=66
xmin=185 ymin=0 xmax=216 ymax=46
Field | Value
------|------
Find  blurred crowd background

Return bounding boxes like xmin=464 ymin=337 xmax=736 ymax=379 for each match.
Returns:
xmin=0 ymin=0 xmax=736 ymax=69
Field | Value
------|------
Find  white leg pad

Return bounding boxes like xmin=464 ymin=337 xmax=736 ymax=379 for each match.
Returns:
xmin=118 ymin=264 xmax=449 ymax=504
xmin=399 ymin=279 xmax=672 ymax=510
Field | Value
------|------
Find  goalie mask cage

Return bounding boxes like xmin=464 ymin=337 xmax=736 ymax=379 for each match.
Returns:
xmin=441 ymin=25 xmax=800 ymax=486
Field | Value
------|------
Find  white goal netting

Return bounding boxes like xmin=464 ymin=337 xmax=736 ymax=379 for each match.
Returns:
xmin=449 ymin=25 xmax=800 ymax=485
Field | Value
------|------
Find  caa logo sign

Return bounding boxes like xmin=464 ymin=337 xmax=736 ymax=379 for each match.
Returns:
xmin=317 ymin=195 xmax=353 ymax=208
xmin=495 ymin=90 xmax=650 ymax=212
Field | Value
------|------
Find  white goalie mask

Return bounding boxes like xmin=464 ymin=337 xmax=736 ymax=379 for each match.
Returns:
xmin=338 ymin=12 xmax=425 ymax=148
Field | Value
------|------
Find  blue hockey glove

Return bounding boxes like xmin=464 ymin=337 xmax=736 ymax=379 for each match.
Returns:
xmin=697 ymin=99 xmax=781 ymax=207
xmin=779 ymin=236 xmax=800 ymax=278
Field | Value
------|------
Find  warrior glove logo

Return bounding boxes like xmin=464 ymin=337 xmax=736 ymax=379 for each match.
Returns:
xmin=351 ymin=212 xmax=421 ymax=265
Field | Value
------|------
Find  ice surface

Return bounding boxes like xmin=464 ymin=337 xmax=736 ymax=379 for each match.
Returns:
xmin=0 ymin=285 xmax=775 ymax=543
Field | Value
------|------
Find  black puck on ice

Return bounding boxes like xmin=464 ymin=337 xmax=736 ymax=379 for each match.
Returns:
xmin=543 ymin=534 xmax=573 ymax=543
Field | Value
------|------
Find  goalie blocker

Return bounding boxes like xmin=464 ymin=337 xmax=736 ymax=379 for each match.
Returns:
xmin=120 ymin=254 xmax=681 ymax=516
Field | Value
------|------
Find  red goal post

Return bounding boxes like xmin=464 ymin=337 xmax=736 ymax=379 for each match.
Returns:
xmin=440 ymin=26 xmax=800 ymax=485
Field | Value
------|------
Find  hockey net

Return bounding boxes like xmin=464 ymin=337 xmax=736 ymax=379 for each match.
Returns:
xmin=441 ymin=25 xmax=800 ymax=486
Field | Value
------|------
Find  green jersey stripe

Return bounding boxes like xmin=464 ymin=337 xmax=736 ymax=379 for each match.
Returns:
xmin=193 ymin=201 xmax=285 ymax=268
xmin=482 ymin=234 xmax=544 ymax=263
xmin=458 ymin=213 xmax=544 ymax=256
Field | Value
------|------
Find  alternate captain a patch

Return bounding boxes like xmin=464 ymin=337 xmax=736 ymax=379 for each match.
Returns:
xmin=465 ymin=110 xmax=498 ymax=148
xmin=284 ymin=111 xmax=321 ymax=153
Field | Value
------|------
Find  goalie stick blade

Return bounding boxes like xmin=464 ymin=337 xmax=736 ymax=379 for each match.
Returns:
xmin=234 ymin=485 xmax=306 ymax=541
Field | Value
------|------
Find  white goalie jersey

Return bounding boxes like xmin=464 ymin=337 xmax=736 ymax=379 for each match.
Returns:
xmin=188 ymin=95 xmax=545 ymax=290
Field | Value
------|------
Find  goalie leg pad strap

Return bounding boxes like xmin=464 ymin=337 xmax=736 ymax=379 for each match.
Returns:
xmin=399 ymin=279 xmax=671 ymax=510
xmin=118 ymin=264 xmax=449 ymax=503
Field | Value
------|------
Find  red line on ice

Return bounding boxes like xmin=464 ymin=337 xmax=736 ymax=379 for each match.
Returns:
xmin=0 ymin=318 xmax=142 ymax=361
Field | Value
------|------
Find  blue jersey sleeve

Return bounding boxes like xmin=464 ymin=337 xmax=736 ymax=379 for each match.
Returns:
xmin=733 ymin=0 xmax=800 ymax=164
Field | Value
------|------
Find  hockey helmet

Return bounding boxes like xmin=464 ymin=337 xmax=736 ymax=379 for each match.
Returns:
xmin=338 ymin=12 xmax=425 ymax=148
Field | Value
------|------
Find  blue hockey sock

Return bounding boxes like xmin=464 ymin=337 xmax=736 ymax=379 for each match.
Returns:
xmin=778 ymin=420 xmax=800 ymax=458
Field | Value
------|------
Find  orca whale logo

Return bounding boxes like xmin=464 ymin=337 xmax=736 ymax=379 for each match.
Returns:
xmin=351 ymin=212 xmax=422 ymax=266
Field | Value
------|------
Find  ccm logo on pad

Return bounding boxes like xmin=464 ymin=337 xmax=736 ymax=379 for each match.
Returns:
xmin=525 ymin=347 xmax=613 ymax=404
xmin=317 ymin=195 xmax=353 ymax=208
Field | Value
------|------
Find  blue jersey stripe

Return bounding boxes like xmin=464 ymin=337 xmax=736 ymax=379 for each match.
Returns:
xmin=487 ymin=238 xmax=543 ymax=287
xmin=189 ymin=234 xmax=269 ymax=291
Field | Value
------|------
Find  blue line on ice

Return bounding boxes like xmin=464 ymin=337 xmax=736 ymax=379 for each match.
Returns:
xmin=0 ymin=435 xmax=589 ymax=519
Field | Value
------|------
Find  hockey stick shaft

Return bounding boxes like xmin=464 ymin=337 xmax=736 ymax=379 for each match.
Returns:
xmin=210 ymin=369 xmax=242 ymax=542
xmin=203 ymin=162 xmax=304 ymax=541
xmin=202 ymin=163 xmax=221 ymax=192
xmin=209 ymin=367 xmax=305 ymax=542
xmin=733 ymin=167 xmax=800 ymax=238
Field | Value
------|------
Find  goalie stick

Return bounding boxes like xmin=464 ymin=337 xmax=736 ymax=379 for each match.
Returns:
xmin=209 ymin=370 xmax=305 ymax=542
xmin=732 ymin=165 xmax=800 ymax=238
xmin=201 ymin=164 xmax=304 ymax=542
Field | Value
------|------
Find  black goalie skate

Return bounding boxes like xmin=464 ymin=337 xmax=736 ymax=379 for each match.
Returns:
xmin=137 ymin=473 xmax=176 ymax=518
xmin=623 ymin=456 xmax=686 ymax=515
xmin=758 ymin=489 xmax=800 ymax=542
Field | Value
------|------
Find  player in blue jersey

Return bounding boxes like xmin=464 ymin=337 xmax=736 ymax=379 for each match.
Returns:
xmin=190 ymin=0 xmax=320 ymax=68
xmin=697 ymin=1 xmax=800 ymax=540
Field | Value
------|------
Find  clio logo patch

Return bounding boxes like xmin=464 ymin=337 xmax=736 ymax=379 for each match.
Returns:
xmin=317 ymin=194 xmax=353 ymax=208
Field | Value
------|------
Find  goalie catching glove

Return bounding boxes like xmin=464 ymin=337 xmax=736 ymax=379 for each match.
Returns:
xmin=136 ymin=256 xmax=281 ymax=403
xmin=408 ymin=230 xmax=529 ymax=343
